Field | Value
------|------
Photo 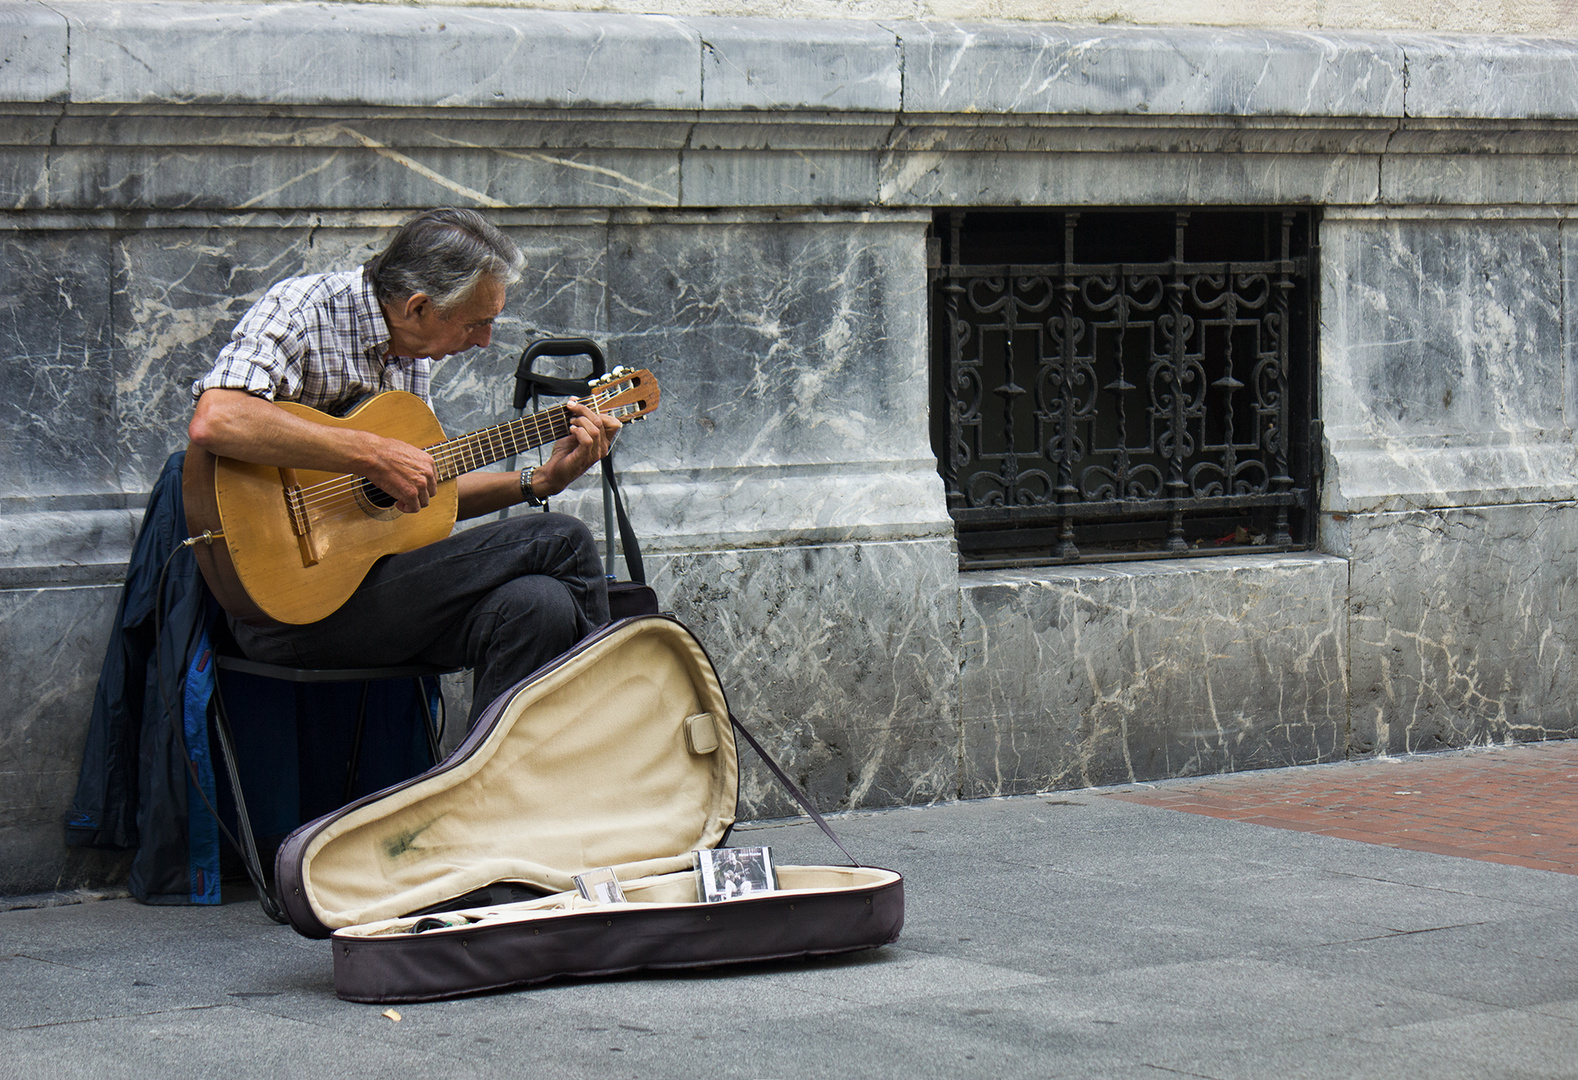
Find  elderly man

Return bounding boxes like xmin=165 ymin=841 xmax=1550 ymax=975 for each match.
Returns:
xmin=187 ymin=208 xmax=619 ymax=722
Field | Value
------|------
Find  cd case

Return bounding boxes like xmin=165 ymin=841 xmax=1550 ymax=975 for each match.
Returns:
xmin=573 ymin=867 xmax=627 ymax=903
xmin=694 ymin=846 xmax=778 ymax=903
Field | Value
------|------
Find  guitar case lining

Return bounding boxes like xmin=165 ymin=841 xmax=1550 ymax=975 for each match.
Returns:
xmin=275 ymin=615 xmax=904 ymax=1002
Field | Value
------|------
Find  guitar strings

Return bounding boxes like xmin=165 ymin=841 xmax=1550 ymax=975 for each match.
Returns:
xmin=288 ymin=413 xmax=568 ymax=517
xmin=287 ymin=387 xmax=622 ymax=520
xmin=291 ymin=407 xmax=571 ymax=517
xmin=293 ymin=407 xmax=571 ymax=508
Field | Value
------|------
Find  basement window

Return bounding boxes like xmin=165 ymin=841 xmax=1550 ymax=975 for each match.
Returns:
xmin=930 ymin=208 xmax=1319 ymax=569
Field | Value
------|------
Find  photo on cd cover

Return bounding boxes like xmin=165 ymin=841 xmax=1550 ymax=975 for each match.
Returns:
xmin=694 ymin=846 xmax=777 ymax=903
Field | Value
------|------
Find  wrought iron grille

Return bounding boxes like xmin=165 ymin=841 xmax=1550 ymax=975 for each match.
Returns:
xmin=931 ymin=209 xmax=1318 ymax=568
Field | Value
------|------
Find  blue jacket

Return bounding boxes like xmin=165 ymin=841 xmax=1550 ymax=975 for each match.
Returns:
xmin=67 ymin=452 xmax=438 ymax=904
xmin=66 ymin=451 xmax=224 ymax=903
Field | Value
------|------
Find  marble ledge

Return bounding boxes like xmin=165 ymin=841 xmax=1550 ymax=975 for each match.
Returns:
xmin=694 ymin=17 xmax=901 ymax=113
xmin=1 ymin=141 xmax=1417 ymax=216
xmin=34 ymin=111 xmax=900 ymax=154
xmin=8 ymin=109 xmax=1578 ymax=171
xmin=0 ymin=3 xmax=66 ymax=104
xmin=57 ymin=4 xmax=704 ymax=110
xmin=0 ymin=207 xmax=935 ymax=233
xmin=542 ymin=469 xmax=955 ymax=554
xmin=10 ymin=5 xmax=1578 ymax=124
xmin=11 ymin=110 xmax=1578 ymax=163
xmin=1380 ymin=155 xmax=1578 ymax=207
xmin=1322 ymin=439 xmax=1578 ymax=514
xmin=1323 ymin=205 xmax=1578 ymax=221
xmin=876 ymin=149 xmax=1383 ymax=209
xmin=29 ymin=4 xmax=902 ymax=113
xmin=959 ymin=550 xmax=1347 ymax=592
xmin=1404 ymin=35 xmax=1578 ymax=120
xmin=0 ymin=143 xmax=1395 ymax=215
xmin=18 ymin=145 xmax=686 ymax=213
xmin=892 ymin=22 xmax=1406 ymax=119
xmin=880 ymin=116 xmax=1402 ymax=157
xmin=0 ymin=510 xmax=140 ymax=576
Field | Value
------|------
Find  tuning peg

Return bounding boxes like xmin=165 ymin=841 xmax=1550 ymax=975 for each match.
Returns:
xmin=612 ymin=365 xmax=633 ymax=377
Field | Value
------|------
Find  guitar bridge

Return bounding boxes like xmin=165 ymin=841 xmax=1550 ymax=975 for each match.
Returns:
xmin=280 ymin=469 xmax=320 ymax=567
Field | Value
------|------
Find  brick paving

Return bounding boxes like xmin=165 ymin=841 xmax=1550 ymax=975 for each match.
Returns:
xmin=1105 ymin=739 xmax=1578 ymax=875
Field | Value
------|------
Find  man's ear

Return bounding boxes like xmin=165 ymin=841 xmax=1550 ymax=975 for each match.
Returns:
xmin=400 ymin=292 xmax=432 ymax=321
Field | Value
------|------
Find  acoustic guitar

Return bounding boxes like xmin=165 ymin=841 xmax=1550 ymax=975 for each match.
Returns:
xmin=183 ymin=367 xmax=659 ymax=625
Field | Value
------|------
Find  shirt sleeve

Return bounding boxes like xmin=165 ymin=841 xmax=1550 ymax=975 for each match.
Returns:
xmin=189 ymin=287 xmax=309 ymax=403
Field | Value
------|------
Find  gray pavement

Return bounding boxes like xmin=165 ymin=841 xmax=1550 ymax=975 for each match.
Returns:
xmin=3 ymin=789 xmax=1577 ymax=1079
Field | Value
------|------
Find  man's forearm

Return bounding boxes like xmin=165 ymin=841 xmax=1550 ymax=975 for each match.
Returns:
xmin=188 ymin=388 xmax=381 ymax=472
xmin=190 ymin=388 xmax=439 ymax=513
xmin=457 ymin=469 xmax=549 ymax=520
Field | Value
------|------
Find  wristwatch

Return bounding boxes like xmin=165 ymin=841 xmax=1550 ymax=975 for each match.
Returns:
xmin=519 ymin=465 xmax=546 ymax=508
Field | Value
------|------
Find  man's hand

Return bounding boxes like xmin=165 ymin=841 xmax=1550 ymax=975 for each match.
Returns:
xmin=533 ymin=400 xmax=622 ymax=497
xmin=360 ymin=437 xmax=439 ymax=514
xmin=446 ymin=400 xmax=623 ymax=520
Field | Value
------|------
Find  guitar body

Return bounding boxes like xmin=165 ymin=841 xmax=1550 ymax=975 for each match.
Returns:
xmin=184 ymin=392 xmax=458 ymax=626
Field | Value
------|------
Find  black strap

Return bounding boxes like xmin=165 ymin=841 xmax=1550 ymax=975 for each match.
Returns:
xmin=601 ymin=452 xmax=645 ymax=584
xmin=729 ymin=713 xmax=861 ymax=867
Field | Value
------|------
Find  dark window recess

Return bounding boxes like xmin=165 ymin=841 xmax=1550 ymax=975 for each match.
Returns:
xmin=931 ymin=209 xmax=1319 ymax=569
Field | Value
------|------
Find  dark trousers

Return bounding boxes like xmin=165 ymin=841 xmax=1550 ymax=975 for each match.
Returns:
xmin=229 ymin=512 xmax=609 ymax=725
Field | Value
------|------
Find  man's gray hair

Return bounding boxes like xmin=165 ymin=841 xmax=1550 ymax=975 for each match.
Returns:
xmin=365 ymin=208 xmax=525 ymax=312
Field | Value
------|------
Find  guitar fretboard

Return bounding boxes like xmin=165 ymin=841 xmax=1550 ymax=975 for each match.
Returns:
xmin=428 ymin=404 xmax=574 ymax=481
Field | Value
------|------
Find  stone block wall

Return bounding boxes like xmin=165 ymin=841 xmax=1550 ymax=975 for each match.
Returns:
xmin=4 ymin=2 xmax=1578 ymax=894
xmin=960 ymin=555 xmax=1351 ymax=797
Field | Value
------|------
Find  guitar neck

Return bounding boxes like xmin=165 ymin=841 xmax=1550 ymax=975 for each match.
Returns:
xmin=428 ymin=402 xmax=577 ymax=482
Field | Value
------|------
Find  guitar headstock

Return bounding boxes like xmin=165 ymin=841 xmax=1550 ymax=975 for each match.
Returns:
xmin=589 ymin=367 xmax=660 ymax=424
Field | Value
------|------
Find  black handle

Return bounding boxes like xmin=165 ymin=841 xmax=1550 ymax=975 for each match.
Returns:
xmin=513 ymin=337 xmax=606 ymax=410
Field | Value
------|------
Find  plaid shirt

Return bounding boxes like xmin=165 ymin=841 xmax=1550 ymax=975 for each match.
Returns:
xmin=191 ymin=268 xmax=430 ymax=412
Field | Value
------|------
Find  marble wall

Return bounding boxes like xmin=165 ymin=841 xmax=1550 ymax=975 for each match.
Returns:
xmin=5 ymin=5 xmax=1578 ymax=896
xmin=1321 ymin=208 xmax=1578 ymax=759
xmin=1320 ymin=211 xmax=1578 ymax=513
xmin=1344 ymin=504 xmax=1578 ymax=756
xmin=960 ymin=555 xmax=1351 ymax=797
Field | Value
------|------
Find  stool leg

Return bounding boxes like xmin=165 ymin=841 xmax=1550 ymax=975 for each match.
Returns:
xmin=343 ymin=681 xmax=373 ymax=803
xmin=416 ymin=677 xmax=443 ymax=765
xmin=210 ymin=685 xmax=288 ymax=924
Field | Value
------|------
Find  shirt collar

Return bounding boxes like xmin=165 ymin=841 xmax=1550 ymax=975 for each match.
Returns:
xmin=354 ymin=266 xmax=398 ymax=364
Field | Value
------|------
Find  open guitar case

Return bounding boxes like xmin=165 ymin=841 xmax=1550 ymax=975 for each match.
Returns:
xmin=275 ymin=614 xmax=904 ymax=1002
xmin=273 ymin=341 xmax=903 ymax=1002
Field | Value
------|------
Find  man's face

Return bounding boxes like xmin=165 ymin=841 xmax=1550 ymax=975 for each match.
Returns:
xmin=388 ymin=276 xmax=506 ymax=361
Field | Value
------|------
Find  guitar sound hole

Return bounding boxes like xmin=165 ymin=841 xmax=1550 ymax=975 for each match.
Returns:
xmin=359 ymin=478 xmax=398 ymax=509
